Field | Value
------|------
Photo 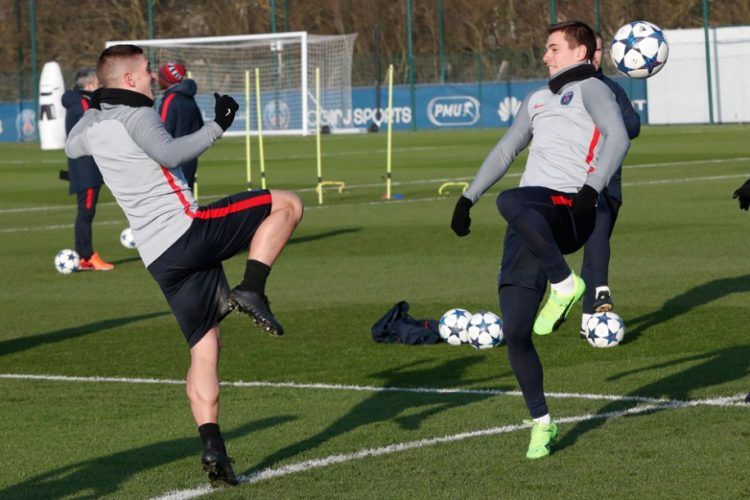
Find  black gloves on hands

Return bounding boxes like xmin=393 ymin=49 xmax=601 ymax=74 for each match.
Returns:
xmin=214 ymin=92 xmax=239 ymax=131
xmin=571 ymin=184 xmax=598 ymax=219
xmin=451 ymin=196 xmax=473 ymax=237
xmin=733 ymin=179 xmax=750 ymax=211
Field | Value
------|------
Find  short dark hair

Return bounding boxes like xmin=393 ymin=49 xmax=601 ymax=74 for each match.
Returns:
xmin=74 ymin=67 xmax=97 ymax=89
xmin=548 ymin=20 xmax=596 ymax=61
xmin=96 ymin=44 xmax=145 ymax=87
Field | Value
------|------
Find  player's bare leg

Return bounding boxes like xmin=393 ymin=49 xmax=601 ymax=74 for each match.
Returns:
xmin=187 ymin=327 xmax=238 ymax=487
xmin=229 ymin=190 xmax=303 ymax=336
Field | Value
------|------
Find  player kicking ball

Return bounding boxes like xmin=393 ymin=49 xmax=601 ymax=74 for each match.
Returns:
xmin=65 ymin=44 xmax=303 ymax=487
xmin=451 ymin=21 xmax=629 ymax=458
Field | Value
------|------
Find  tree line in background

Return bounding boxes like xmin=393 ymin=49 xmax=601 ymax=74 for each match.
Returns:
xmin=2 ymin=0 xmax=750 ymax=100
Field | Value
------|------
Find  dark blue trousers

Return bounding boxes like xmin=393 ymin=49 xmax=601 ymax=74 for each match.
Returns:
xmin=581 ymin=190 xmax=621 ymax=313
xmin=75 ymin=187 xmax=100 ymax=260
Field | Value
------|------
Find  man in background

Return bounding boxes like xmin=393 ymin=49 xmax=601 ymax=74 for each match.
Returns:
xmin=62 ymin=68 xmax=114 ymax=271
xmin=157 ymin=61 xmax=204 ymax=191
xmin=579 ymin=32 xmax=641 ymax=337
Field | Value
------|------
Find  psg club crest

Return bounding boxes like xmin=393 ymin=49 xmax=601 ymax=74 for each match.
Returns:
xmin=560 ymin=91 xmax=574 ymax=106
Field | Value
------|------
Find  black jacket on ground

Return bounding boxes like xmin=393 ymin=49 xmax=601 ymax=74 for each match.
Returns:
xmin=62 ymin=89 xmax=103 ymax=194
xmin=158 ymin=79 xmax=204 ymax=185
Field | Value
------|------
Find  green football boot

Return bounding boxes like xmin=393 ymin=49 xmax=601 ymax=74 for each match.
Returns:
xmin=525 ymin=420 xmax=559 ymax=459
xmin=533 ymin=273 xmax=586 ymax=335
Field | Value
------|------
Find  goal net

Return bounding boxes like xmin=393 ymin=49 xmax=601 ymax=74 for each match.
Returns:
xmin=106 ymin=32 xmax=357 ymax=136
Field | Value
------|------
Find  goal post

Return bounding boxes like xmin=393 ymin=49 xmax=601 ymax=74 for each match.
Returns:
xmin=106 ymin=32 xmax=357 ymax=136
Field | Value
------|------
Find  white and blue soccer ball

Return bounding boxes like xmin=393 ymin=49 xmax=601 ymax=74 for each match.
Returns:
xmin=120 ymin=227 xmax=137 ymax=249
xmin=585 ymin=312 xmax=625 ymax=348
xmin=54 ymin=249 xmax=80 ymax=274
xmin=610 ymin=21 xmax=669 ymax=79
xmin=466 ymin=311 xmax=503 ymax=349
xmin=439 ymin=308 xmax=472 ymax=346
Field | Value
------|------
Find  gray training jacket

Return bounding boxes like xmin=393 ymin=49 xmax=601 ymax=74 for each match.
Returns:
xmin=463 ymin=63 xmax=630 ymax=204
xmin=65 ymin=101 xmax=224 ymax=266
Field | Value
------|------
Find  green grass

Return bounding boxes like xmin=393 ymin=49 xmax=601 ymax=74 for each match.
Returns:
xmin=1 ymin=125 xmax=750 ymax=498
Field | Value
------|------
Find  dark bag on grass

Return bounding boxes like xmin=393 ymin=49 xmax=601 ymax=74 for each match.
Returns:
xmin=371 ymin=301 xmax=441 ymax=345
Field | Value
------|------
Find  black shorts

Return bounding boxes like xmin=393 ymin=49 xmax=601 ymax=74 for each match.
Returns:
xmin=148 ymin=190 xmax=272 ymax=347
xmin=497 ymin=186 xmax=595 ymax=292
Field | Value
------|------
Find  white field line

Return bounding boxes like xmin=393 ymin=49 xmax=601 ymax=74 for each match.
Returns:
xmin=152 ymin=398 xmax=745 ymax=500
xmin=1 ymin=372 xmax=746 ymax=408
xmin=1 ymin=372 xmax=745 ymax=499
xmin=2 ymin=168 xmax=748 ymax=238
xmin=2 ymin=171 xmax=748 ymax=236
xmin=1 ymin=156 xmax=747 ymax=217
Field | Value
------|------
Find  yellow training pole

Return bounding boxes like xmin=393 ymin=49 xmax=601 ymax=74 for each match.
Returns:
xmin=255 ymin=68 xmax=267 ymax=190
xmin=386 ymin=64 xmax=394 ymax=200
xmin=245 ymin=70 xmax=252 ymax=190
xmin=316 ymin=67 xmax=323 ymax=205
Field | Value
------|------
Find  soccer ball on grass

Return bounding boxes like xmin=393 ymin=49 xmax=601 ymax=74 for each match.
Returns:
xmin=54 ymin=249 xmax=80 ymax=274
xmin=584 ymin=312 xmax=625 ymax=348
xmin=120 ymin=227 xmax=137 ymax=249
xmin=466 ymin=311 xmax=503 ymax=349
xmin=610 ymin=21 xmax=669 ymax=78
xmin=439 ymin=308 xmax=472 ymax=346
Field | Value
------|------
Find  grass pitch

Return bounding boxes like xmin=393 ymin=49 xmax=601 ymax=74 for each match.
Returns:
xmin=1 ymin=126 xmax=749 ymax=498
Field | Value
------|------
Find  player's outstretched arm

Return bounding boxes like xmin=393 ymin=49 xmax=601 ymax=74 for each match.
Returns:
xmin=213 ymin=93 xmax=239 ymax=131
xmin=733 ymin=179 xmax=750 ymax=211
xmin=64 ymin=108 xmax=100 ymax=159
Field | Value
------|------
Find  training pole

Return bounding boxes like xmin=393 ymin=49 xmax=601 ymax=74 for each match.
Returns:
xmin=386 ymin=64 xmax=394 ymax=200
xmin=255 ymin=67 xmax=267 ymax=190
xmin=245 ymin=69 xmax=252 ymax=190
xmin=316 ymin=67 xmax=323 ymax=205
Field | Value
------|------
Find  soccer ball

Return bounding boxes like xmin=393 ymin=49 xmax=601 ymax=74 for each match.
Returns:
xmin=585 ymin=312 xmax=625 ymax=348
xmin=466 ymin=311 xmax=503 ymax=349
xmin=610 ymin=21 xmax=669 ymax=78
xmin=120 ymin=227 xmax=137 ymax=249
xmin=54 ymin=249 xmax=80 ymax=274
xmin=439 ymin=308 xmax=472 ymax=346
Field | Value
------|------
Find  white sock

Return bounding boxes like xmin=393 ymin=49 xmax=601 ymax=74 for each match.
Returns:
xmin=533 ymin=414 xmax=551 ymax=425
xmin=595 ymin=286 xmax=610 ymax=297
xmin=551 ymin=273 xmax=575 ymax=294
xmin=581 ymin=313 xmax=591 ymax=331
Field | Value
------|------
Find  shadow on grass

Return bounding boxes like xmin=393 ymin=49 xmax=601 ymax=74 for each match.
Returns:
xmin=288 ymin=228 xmax=361 ymax=245
xmin=110 ymin=256 xmax=142 ymax=265
xmin=0 ymin=415 xmax=296 ymax=499
xmin=248 ymin=356 xmax=513 ymax=473
xmin=555 ymin=344 xmax=750 ymax=454
xmin=624 ymin=274 xmax=750 ymax=344
xmin=0 ymin=311 xmax=169 ymax=357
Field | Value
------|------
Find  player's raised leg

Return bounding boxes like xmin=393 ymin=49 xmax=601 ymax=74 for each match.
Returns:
xmin=187 ymin=326 xmax=238 ymax=487
xmin=229 ymin=190 xmax=303 ymax=336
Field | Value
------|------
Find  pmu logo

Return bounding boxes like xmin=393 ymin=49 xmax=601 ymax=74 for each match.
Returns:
xmin=263 ymin=100 xmax=291 ymax=130
xmin=427 ymin=96 xmax=480 ymax=126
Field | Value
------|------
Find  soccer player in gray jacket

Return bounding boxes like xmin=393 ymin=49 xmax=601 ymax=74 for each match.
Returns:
xmin=450 ymin=21 xmax=629 ymax=459
xmin=66 ymin=44 xmax=303 ymax=487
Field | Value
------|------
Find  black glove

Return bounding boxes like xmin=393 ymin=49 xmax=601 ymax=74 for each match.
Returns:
xmin=571 ymin=184 xmax=598 ymax=219
xmin=213 ymin=92 xmax=239 ymax=131
xmin=733 ymin=179 xmax=750 ymax=211
xmin=451 ymin=196 xmax=473 ymax=237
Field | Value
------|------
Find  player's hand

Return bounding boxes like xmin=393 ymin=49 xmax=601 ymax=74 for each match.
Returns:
xmin=733 ymin=179 xmax=750 ymax=211
xmin=213 ymin=93 xmax=239 ymax=131
xmin=571 ymin=184 xmax=598 ymax=219
xmin=451 ymin=196 xmax=473 ymax=236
